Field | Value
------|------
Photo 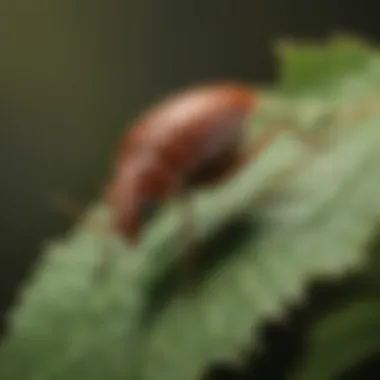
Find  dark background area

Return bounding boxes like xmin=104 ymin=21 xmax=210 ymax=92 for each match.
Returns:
xmin=1 ymin=1 xmax=380 ymax=379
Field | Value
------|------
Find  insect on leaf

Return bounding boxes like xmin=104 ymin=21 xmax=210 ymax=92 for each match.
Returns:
xmin=1 ymin=36 xmax=380 ymax=380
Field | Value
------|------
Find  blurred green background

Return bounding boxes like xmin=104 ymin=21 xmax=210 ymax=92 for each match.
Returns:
xmin=0 ymin=1 xmax=379 ymax=378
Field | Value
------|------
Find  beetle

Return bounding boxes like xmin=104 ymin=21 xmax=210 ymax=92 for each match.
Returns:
xmin=106 ymin=82 xmax=267 ymax=244
xmin=106 ymin=81 xmax=321 ymax=247
xmin=52 ymin=82 xmax=317 ymax=244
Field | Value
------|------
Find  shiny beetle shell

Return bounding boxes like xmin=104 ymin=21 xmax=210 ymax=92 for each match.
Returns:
xmin=107 ymin=82 xmax=256 ymax=243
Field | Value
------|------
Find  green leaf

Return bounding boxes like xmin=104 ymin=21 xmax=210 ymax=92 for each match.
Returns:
xmin=289 ymin=297 xmax=380 ymax=380
xmin=277 ymin=35 xmax=379 ymax=97
xmin=137 ymin=115 xmax=380 ymax=380
xmin=1 ymin=37 xmax=380 ymax=380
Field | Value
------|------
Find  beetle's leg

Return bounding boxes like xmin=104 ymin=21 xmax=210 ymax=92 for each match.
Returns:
xmin=82 ymin=212 xmax=123 ymax=283
xmin=177 ymin=190 xmax=199 ymax=292
xmin=181 ymin=192 xmax=198 ymax=290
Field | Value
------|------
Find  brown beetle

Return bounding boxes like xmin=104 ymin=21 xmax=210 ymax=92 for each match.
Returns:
xmin=106 ymin=82 xmax=263 ymax=244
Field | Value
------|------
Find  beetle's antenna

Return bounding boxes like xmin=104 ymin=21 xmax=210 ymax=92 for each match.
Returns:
xmin=51 ymin=192 xmax=84 ymax=220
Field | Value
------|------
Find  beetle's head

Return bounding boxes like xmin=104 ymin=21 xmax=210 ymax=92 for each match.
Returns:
xmin=107 ymin=153 xmax=175 ymax=245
